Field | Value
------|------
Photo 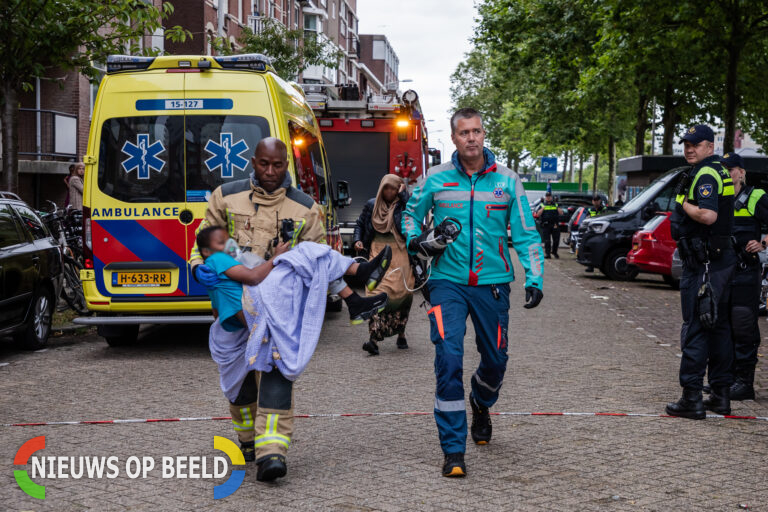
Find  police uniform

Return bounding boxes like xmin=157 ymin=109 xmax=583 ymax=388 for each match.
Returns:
xmin=724 ymin=152 xmax=767 ymax=400
xmin=190 ymin=173 xmax=326 ymax=467
xmin=667 ymin=147 xmax=736 ymax=418
xmin=587 ymin=204 xmax=605 ymax=217
xmin=537 ymin=198 xmax=560 ymax=257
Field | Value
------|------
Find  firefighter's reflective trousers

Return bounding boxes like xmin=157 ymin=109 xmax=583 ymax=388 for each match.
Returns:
xmin=229 ymin=369 xmax=293 ymax=462
xmin=426 ymin=279 xmax=510 ymax=455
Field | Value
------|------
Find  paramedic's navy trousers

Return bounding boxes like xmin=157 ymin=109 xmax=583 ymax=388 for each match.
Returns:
xmin=426 ymin=279 xmax=510 ymax=455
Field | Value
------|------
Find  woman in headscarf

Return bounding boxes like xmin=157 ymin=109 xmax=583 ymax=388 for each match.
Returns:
xmin=353 ymin=174 xmax=414 ymax=355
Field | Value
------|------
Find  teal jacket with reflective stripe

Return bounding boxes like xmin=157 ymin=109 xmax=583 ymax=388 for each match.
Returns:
xmin=402 ymin=148 xmax=544 ymax=289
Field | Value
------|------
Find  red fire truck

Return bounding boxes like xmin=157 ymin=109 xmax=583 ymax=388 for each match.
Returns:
xmin=300 ymin=84 xmax=438 ymax=251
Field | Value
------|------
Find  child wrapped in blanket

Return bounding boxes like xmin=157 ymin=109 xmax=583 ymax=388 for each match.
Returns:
xmin=196 ymin=225 xmax=391 ymax=329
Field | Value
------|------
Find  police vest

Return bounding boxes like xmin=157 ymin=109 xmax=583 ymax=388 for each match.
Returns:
xmin=733 ymin=186 xmax=768 ymax=248
xmin=539 ymin=202 xmax=559 ymax=222
xmin=588 ymin=206 xmax=603 ymax=217
xmin=673 ymin=160 xmax=734 ymax=240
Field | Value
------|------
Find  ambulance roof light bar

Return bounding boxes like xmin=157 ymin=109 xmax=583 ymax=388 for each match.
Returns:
xmin=107 ymin=55 xmax=156 ymax=73
xmin=214 ymin=53 xmax=271 ymax=71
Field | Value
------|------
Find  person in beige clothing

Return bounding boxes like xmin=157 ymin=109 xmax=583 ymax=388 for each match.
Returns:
xmin=354 ymin=174 xmax=415 ymax=355
xmin=67 ymin=162 xmax=85 ymax=210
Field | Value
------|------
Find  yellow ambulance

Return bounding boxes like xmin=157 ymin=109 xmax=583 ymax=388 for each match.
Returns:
xmin=77 ymin=54 xmax=346 ymax=345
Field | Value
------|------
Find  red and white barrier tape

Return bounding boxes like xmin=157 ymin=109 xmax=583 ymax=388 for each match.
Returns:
xmin=3 ymin=410 xmax=767 ymax=427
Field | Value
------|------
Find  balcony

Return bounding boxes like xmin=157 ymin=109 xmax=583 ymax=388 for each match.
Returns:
xmin=18 ymin=108 xmax=78 ymax=161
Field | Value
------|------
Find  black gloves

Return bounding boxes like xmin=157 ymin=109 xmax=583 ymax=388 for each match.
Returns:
xmin=524 ymin=287 xmax=543 ymax=309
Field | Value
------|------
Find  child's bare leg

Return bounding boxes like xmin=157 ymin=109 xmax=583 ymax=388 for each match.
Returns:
xmin=345 ymin=262 xmax=359 ymax=276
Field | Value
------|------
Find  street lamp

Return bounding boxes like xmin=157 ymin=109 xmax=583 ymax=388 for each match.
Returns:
xmin=385 ymin=78 xmax=413 ymax=90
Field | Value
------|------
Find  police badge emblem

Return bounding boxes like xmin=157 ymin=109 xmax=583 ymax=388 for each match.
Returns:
xmin=698 ymin=184 xmax=713 ymax=198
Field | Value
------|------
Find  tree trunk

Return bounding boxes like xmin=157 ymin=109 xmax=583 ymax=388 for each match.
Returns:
xmin=563 ymin=150 xmax=569 ymax=181
xmin=569 ymin=151 xmax=574 ymax=182
xmin=578 ymin=154 xmax=583 ymax=191
xmin=592 ymin=152 xmax=599 ymax=193
xmin=634 ymin=93 xmax=649 ymax=155
xmin=661 ymin=83 xmax=678 ymax=155
xmin=1 ymin=83 xmax=19 ymax=194
xmin=608 ymin=137 xmax=616 ymax=204
xmin=513 ymin=154 xmax=520 ymax=174
xmin=723 ymin=43 xmax=742 ymax=154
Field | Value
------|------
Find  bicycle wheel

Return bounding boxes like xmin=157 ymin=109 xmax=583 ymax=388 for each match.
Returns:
xmin=62 ymin=260 xmax=90 ymax=315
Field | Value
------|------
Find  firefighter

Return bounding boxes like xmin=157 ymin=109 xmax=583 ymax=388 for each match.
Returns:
xmin=189 ymin=137 xmax=383 ymax=481
xmin=535 ymin=192 xmax=563 ymax=259
xmin=722 ymin=152 xmax=767 ymax=400
xmin=403 ymin=108 xmax=544 ymax=477
xmin=666 ymin=125 xmax=736 ymax=419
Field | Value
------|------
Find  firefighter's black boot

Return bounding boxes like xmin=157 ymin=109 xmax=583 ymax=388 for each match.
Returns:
xmin=240 ymin=441 xmax=255 ymax=462
xmin=470 ymin=394 xmax=492 ymax=445
xmin=665 ymin=388 xmax=706 ymax=420
xmin=703 ymin=386 xmax=731 ymax=415
xmin=256 ymin=454 xmax=287 ymax=482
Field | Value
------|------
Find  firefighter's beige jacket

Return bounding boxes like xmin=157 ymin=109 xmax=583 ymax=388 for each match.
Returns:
xmin=190 ymin=174 xmax=326 ymax=267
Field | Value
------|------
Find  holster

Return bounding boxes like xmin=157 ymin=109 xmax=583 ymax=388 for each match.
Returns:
xmin=732 ymin=237 xmax=760 ymax=268
xmin=697 ymin=279 xmax=717 ymax=330
xmin=678 ymin=237 xmax=708 ymax=267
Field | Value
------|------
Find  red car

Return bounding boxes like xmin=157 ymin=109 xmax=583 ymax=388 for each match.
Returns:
xmin=627 ymin=212 xmax=679 ymax=288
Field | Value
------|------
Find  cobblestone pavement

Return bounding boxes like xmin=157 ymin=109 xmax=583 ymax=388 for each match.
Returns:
xmin=1 ymin=251 xmax=767 ymax=511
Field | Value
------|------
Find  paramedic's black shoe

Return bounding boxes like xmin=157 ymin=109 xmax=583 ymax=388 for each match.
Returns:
xmin=665 ymin=388 xmax=705 ymax=420
xmin=358 ymin=245 xmax=392 ymax=291
xmin=346 ymin=292 xmax=388 ymax=325
xmin=544 ymin=254 xmax=552 ymax=259
xmin=553 ymin=253 xmax=559 ymax=259
xmin=240 ymin=441 xmax=255 ymax=462
xmin=256 ymin=454 xmax=287 ymax=482
xmin=362 ymin=340 xmax=379 ymax=355
xmin=442 ymin=453 xmax=466 ymax=478
xmin=470 ymin=394 xmax=492 ymax=445
xmin=396 ymin=336 xmax=408 ymax=349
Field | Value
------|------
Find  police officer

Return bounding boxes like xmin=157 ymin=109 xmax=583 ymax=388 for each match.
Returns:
xmin=588 ymin=194 xmax=605 ymax=216
xmin=535 ymin=192 xmax=563 ymax=258
xmin=722 ymin=152 xmax=767 ymax=400
xmin=666 ymin=124 xmax=736 ymax=419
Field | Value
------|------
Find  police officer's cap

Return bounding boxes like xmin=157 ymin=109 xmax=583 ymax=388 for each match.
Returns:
xmin=592 ymin=194 xmax=601 ymax=200
xmin=721 ymin=152 xmax=744 ymax=169
xmin=679 ymin=124 xmax=714 ymax=144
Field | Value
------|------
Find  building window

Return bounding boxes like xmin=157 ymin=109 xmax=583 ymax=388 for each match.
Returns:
xmin=331 ymin=1 xmax=335 ymax=19
xmin=304 ymin=14 xmax=318 ymax=32
xmin=90 ymin=61 xmax=107 ymax=119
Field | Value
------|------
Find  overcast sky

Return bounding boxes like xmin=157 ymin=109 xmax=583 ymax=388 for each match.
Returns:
xmin=356 ymin=0 xmax=478 ymax=159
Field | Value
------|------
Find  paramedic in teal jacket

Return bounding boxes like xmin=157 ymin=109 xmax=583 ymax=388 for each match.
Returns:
xmin=402 ymin=108 xmax=544 ymax=478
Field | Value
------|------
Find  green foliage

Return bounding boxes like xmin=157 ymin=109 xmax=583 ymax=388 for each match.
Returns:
xmin=213 ymin=18 xmax=343 ymax=80
xmin=454 ymin=0 xmax=768 ymax=192
xmin=0 ymin=0 xmax=190 ymax=89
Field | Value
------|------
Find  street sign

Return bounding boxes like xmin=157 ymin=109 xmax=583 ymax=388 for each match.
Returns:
xmin=541 ymin=157 xmax=557 ymax=174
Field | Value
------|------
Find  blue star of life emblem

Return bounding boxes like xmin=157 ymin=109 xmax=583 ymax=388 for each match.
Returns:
xmin=493 ymin=187 xmax=504 ymax=198
xmin=121 ymin=134 xmax=166 ymax=180
xmin=204 ymin=133 xmax=249 ymax=178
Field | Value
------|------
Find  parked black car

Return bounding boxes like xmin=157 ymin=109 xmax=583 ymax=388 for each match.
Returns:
xmin=576 ymin=168 xmax=686 ymax=280
xmin=0 ymin=192 xmax=63 ymax=349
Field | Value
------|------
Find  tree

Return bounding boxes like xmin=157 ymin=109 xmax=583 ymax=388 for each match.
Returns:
xmin=0 ymin=0 xmax=190 ymax=193
xmin=213 ymin=18 xmax=342 ymax=81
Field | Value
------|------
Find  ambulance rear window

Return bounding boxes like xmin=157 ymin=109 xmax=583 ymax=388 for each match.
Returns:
xmin=185 ymin=115 xmax=270 ymax=194
xmin=98 ymin=116 xmax=185 ymax=203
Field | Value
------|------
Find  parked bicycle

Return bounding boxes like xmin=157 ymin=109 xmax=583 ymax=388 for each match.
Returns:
xmin=39 ymin=202 xmax=89 ymax=315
